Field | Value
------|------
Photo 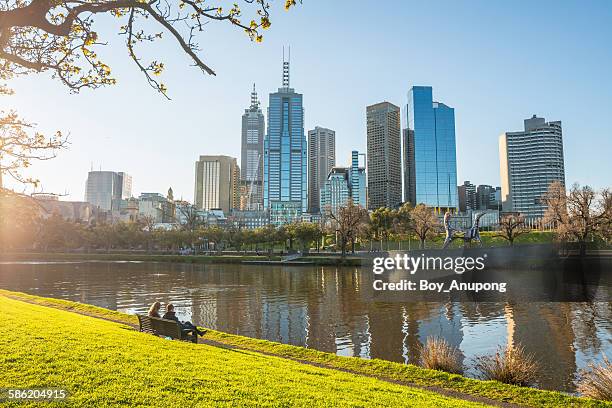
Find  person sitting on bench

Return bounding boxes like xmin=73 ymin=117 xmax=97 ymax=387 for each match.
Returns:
xmin=147 ymin=301 xmax=162 ymax=318
xmin=162 ymin=303 xmax=205 ymax=336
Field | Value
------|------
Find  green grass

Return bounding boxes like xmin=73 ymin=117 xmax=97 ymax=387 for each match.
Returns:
xmin=1 ymin=290 xmax=608 ymax=407
xmin=0 ymin=294 xmax=489 ymax=407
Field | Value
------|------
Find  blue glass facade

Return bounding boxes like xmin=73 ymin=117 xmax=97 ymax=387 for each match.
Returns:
xmin=263 ymin=84 xmax=307 ymax=225
xmin=350 ymin=150 xmax=367 ymax=208
xmin=407 ymin=86 xmax=458 ymax=210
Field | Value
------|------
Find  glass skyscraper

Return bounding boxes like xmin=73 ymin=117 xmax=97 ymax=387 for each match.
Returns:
xmin=407 ymin=86 xmax=458 ymax=211
xmin=263 ymin=55 xmax=307 ymax=225
xmin=240 ymin=84 xmax=265 ymax=211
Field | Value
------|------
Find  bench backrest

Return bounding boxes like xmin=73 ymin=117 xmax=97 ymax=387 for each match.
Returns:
xmin=137 ymin=314 xmax=182 ymax=339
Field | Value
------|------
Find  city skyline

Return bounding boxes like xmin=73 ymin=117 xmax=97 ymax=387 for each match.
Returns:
xmin=5 ymin=1 xmax=612 ymax=201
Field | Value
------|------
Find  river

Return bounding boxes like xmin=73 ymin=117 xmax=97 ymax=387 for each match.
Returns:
xmin=1 ymin=260 xmax=610 ymax=392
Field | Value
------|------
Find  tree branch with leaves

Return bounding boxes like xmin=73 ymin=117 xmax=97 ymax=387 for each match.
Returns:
xmin=0 ymin=0 xmax=299 ymax=98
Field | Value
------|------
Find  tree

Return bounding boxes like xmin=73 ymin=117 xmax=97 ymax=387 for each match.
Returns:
xmin=0 ymin=189 xmax=40 ymax=250
xmin=175 ymin=203 xmax=203 ymax=232
xmin=393 ymin=202 xmax=413 ymax=239
xmin=0 ymin=0 xmax=298 ymax=193
xmin=328 ymin=200 xmax=369 ymax=257
xmin=543 ymin=181 xmax=612 ymax=256
xmin=410 ymin=204 xmax=439 ymax=249
xmin=369 ymin=207 xmax=396 ymax=249
xmin=291 ymin=222 xmax=321 ymax=252
xmin=0 ymin=0 xmax=298 ymax=97
xmin=495 ymin=213 xmax=528 ymax=246
xmin=1 ymin=87 xmax=68 ymax=190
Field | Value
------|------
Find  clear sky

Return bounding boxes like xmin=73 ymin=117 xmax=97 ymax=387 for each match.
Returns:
xmin=7 ymin=0 xmax=612 ymax=202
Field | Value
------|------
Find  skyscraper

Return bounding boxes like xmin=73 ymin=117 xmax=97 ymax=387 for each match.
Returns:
xmin=407 ymin=86 xmax=458 ymax=211
xmin=194 ymin=155 xmax=240 ymax=214
xmin=240 ymin=84 xmax=265 ymax=211
xmin=457 ymin=181 xmax=476 ymax=213
xmin=350 ymin=150 xmax=367 ymax=208
xmin=263 ymin=50 xmax=307 ymax=225
xmin=320 ymin=167 xmax=350 ymax=217
xmin=308 ymin=126 xmax=335 ymax=214
xmin=366 ymin=102 xmax=402 ymax=210
xmin=320 ymin=151 xmax=366 ymax=217
xmin=403 ymin=128 xmax=416 ymax=205
xmin=499 ymin=115 xmax=565 ymax=219
xmin=85 ymin=170 xmax=132 ymax=211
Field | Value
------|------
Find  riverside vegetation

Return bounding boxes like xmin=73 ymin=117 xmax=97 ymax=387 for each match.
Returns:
xmin=1 ymin=289 xmax=610 ymax=407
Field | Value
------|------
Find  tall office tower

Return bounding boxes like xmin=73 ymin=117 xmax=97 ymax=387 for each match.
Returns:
xmin=490 ymin=186 xmax=502 ymax=210
xmin=240 ymin=84 xmax=265 ymax=210
xmin=457 ymin=181 xmax=477 ymax=213
xmin=499 ymin=115 xmax=565 ymax=219
xmin=476 ymin=184 xmax=496 ymax=210
xmin=117 ymin=172 xmax=132 ymax=200
xmin=350 ymin=150 xmax=367 ymax=208
xmin=320 ymin=156 xmax=366 ymax=217
xmin=194 ymin=155 xmax=240 ymax=214
xmin=320 ymin=168 xmax=350 ymax=217
xmin=85 ymin=170 xmax=131 ymax=211
xmin=263 ymin=51 xmax=307 ymax=225
xmin=366 ymin=102 xmax=402 ymax=210
xmin=407 ymin=86 xmax=458 ymax=212
xmin=308 ymin=126 xmax=335 ymax=213
xmin=403 ymin=128 xmax=416 ymax=205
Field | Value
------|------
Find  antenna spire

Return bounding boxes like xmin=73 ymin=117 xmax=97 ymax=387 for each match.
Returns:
xmin=250 ymin=83 xmax=259 ymax=109
xmin=282 ymin=46 xmax=290 ymax=88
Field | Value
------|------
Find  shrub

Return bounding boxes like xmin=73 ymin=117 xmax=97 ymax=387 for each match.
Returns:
xmin=577 ymin=356 xmax=612 ymax=401
xmin=475 ymin=343 xmax=539 ymax=386
xmin=419 ymin=336 xmax=463 ymax=374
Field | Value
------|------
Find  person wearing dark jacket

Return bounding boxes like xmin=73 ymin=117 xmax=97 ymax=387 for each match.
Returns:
xmin=162 ymin=303 xmax=205 ymax=336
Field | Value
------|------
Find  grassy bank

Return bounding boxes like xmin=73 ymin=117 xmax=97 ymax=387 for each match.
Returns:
xmin=1 ymin=290 xmax=606 ymax=407
xmin=1 ymin=293 xmax=489 ymax=407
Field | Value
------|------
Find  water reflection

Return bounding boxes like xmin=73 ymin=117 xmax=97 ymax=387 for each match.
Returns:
xmin=1 ymin=261 xmax=610 ymax=392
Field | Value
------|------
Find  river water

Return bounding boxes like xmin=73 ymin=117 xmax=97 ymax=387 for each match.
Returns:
xmin=1 ymin=260 xmax=610 ymax=392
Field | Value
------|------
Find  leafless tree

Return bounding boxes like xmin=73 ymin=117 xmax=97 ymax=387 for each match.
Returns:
xmin=495 ymin=213 xmax=528 ymax=246
xmin=543 ymin=181 xmax=612 ymax=256
xmin=327 ymin=200 xmax=369 ymax=257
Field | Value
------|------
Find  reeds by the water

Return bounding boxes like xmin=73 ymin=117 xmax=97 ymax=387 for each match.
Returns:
xmin=474 ymin=343 xmax=539 ymax=387
xmin=419 ymin=336 xmax=463 ymax=374
xmin=577 ymin=356 xmax=612 ymax=401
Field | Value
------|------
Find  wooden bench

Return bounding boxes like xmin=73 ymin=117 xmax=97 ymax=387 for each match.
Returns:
xmin=137 ymin=314 xmax=197 ymax=343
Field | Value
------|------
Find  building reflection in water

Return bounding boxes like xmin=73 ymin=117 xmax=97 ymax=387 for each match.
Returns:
xmin=0 ymin=261 xmax=610 ymax=392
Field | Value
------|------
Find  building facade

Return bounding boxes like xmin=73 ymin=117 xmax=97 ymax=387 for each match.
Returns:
xmin=350 ymin=150 xmax=367 ymax=208
xmin=457 ymin=181 xmax=477 ymax=213
xmin=366 ymin=102 xmax=402 ymax=210
xmin=407 ymin=86 xmax=458 ymax=211
xmin=194 ymin=155 xmax=240 ymax=214
xmin=138 ymin=191 xmax=175 ymax=223
xmin=84 ymin=170 xmax=132 ymax=211
xmin=308 ymin=126 xmax=335 ymax=214
xmin=240 ymin=84 xmax=265 ymax=211
xmin=403 ymin=128 xmax=416 ymax=205
xmin=320 ymin=168 xmax=350 ymax=217
xmin=499 ymin=115 xmax=565 ymax=219
xmin=263 ymin=55 xmax=307 ymax=225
